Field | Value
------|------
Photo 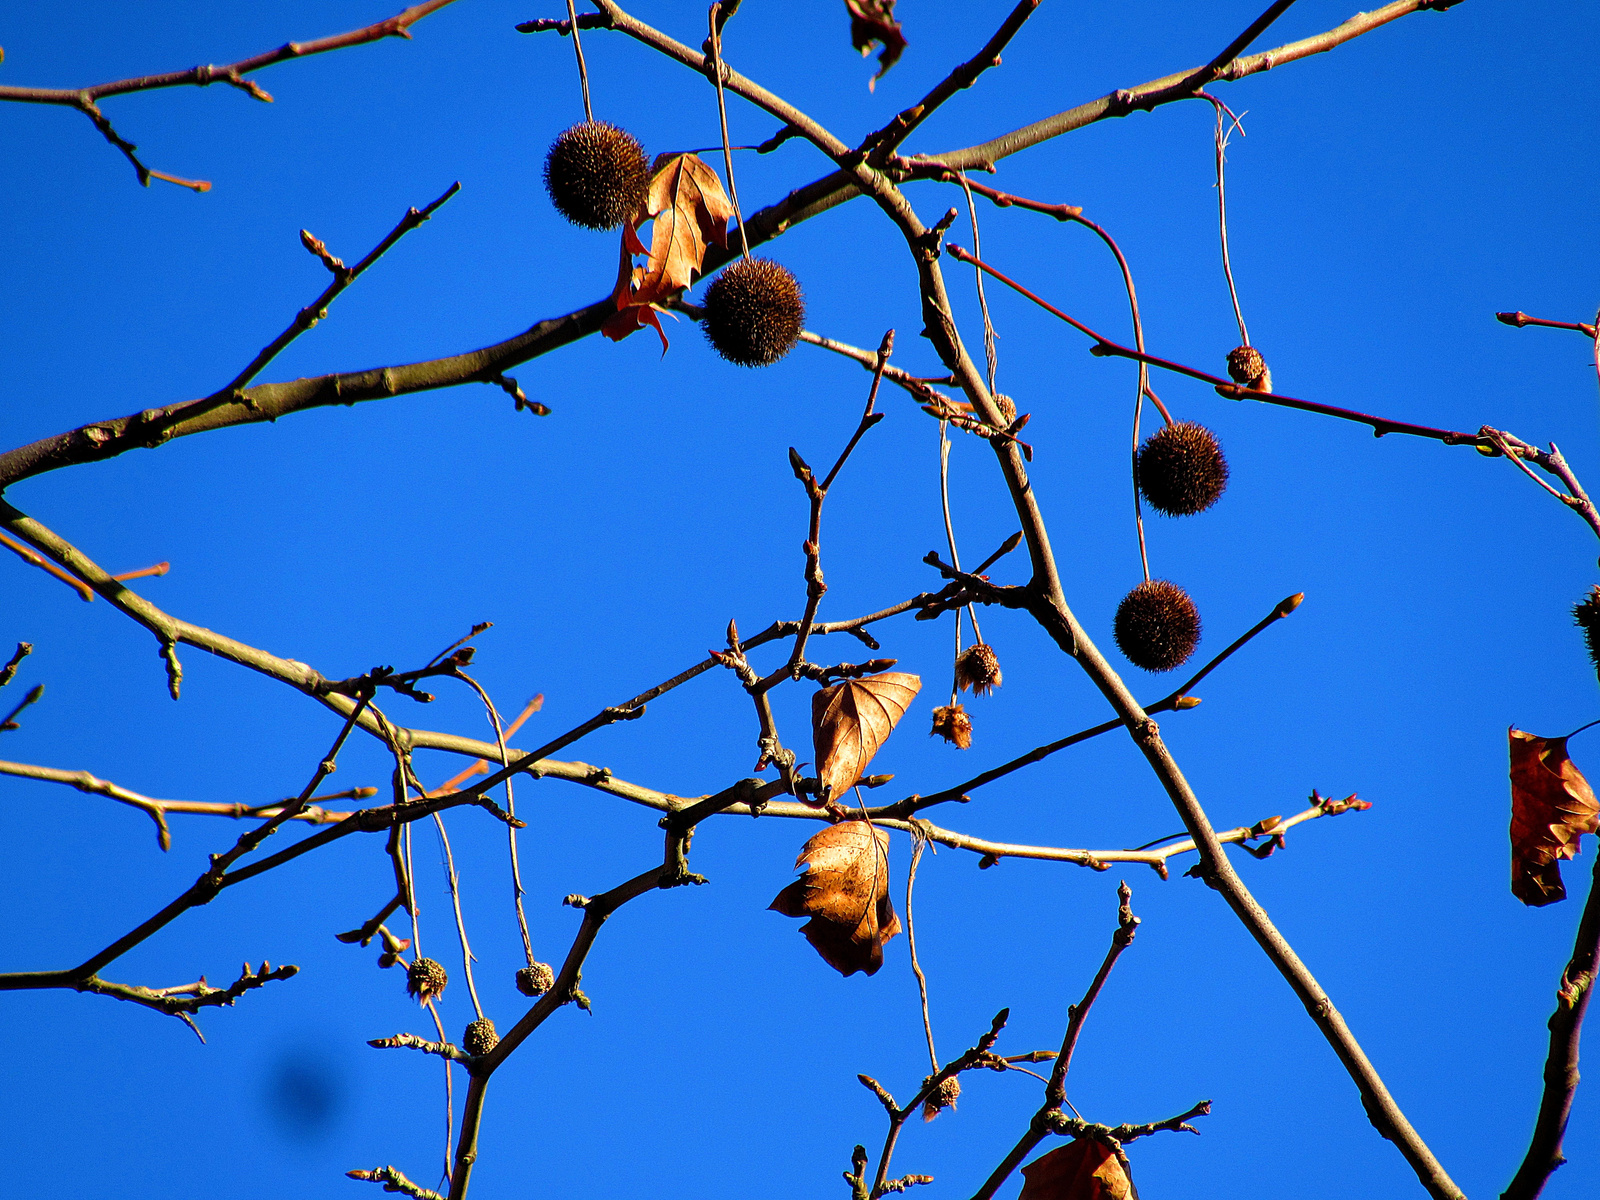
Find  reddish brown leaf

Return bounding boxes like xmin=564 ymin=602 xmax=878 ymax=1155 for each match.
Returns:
xmin=1510 ymin=727 xmax=1600 ymax=906
xmin=844 ymin=0 xmax=907 ymax=90
xmin=812 ymin=671 xmax=921 ymax=801
xmin=769 ymin=820 xmax=902 ymax=976
xmin=1019 ymin=1139 xmax=1135 ymax=1200
xmin=606 ymin=153 xmax=734 ymax=348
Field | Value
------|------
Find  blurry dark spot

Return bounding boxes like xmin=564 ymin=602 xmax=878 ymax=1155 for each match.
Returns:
xmin=264 ymin=1047 xmax=345 ymax=1142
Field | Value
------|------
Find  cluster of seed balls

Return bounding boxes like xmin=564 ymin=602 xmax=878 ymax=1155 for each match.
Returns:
xmin=403 ymin=956 xmax=557 ymax=1058
xmin=543 ymin=121 xmax=804 ymax=367
xmin=1114 ymin=346 xmax=1268 ymax=671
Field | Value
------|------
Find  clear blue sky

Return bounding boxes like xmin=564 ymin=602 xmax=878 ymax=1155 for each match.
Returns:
xmin=2 ymin=2 xmax=1598 ymax=1197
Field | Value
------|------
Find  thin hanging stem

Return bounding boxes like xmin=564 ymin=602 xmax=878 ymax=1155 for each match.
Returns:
xmin=957 ymin=173 xmax=999 ymax=393
xmin=425 ymin=999 xmax=453 ymax=1188
xmin=938 ymin=421 xmax=984 ymax=652
xmin=563 ymin=0 xmax=594 ymax=122
xmin=457 ymin=674 xmax=537 ymax=966
xmin=707 ymin=4 xmax=750 ymax=259
xmin=1202 ymin=93 xmax=1251 ymax=346
xmin=404 ymin=822 xmax=421 ymax=957
xmin=905 ymin=830 xmax=939 ymax=1073
xmin=433 ymin=813 xmax=484 ymax=1021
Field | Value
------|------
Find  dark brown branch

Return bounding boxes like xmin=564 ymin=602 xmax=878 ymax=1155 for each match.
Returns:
xmin=0 ymin=0 xmax=459 ymax=106
xmin=348 ymin=1165 xmax=445 ymax=1200
xmin=368 ymin=1032 xmax=474 ymax=1064
xmin=946 ymin=242 xmax=1487 ymax=446
xmin=861 ymin=0 xmax=1044 ymax=159
xmin=968 ymin=885 xmax=1140 ymax=1199
xmin=448 ymin=864 xmax=672 ymax=1199
xmin=1497 ymin=311 xmax=1598 ymax=339
xmin=1503 ymin=849 xmax=1600 ymax=1200
xmin=0 ymin=642 xmax=31 ymax=690
xmin=0 ymin=1 xmax=460 ymax=186
xmin=0 ymin=3 xmax=1450 ymax=495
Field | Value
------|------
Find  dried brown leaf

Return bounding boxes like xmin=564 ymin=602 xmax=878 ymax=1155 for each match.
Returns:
xmin=770 ymin=820 xmax=901 ymax=976
xmin=813 ymin=671 xmax=921 ymax=801
xmin=634 ymin=153 xmax=734 ymax=304
xmin=844 ymin=0 xmax=907 ymax=90
xmin=1019 ymin=1139 xmax=1135 ymax=1200
xmin=1510 ymin=727 xmax=1600 ymax=906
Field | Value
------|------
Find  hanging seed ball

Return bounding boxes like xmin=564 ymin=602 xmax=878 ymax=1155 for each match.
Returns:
xmin=462 ymin=1017 xmax=499 ymax=1057
xmin=1226 ymin=344 xmax=1272 ymax=393
xmin=543 ymin=121 xmax=650 ymax=231
xmin=993 ymin=393 xmax=1018 ymax=424
xmin=955 ymin=643 xmax=1003 ymax=696
xmin=515 ymin=962 xmax=556 ymax=998
xmin=1136 ymin=421 xmax=1230 ymax=517
xmin=1574 ymin=587 xmax=1600 ymax=674
xmin=701 ymin=257 xmax=805 ymax=367
xmin=406 ymin=957 xmax=448 ymax=1005
xmin=1114 ymin=580 xmax=1201 ymax=673
xmin=930 ymin=703 xmax=973 ymax=749
xmin=921 ymin=1075 xmax=961 ymax=1122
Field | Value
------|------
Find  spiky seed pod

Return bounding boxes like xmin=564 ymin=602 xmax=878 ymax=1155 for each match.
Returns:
xmin=930 ymin=703 xmax=973 ymax=749
xmin=1226 ymin=344 xmax=1272 ymax=393
xmin=543 ymin=121 xmax=649 ymax=231
xmin=406 ymin=957 xmax=448 ymax=1004
xmin=1114 ymin=580 xmax=1201 ymax=673
xmin=955 ymin=643 xmax=1003 ymax=696
xmin=515 ymin=962 xmax=556 ymax=998
xmin=701 ymin=257 xmax=805 ymax=367
xmin=993 ymin=393 xmax=1018 ymax=424
xmin=921 ymin=1074 xmax=961 ymax=1122
xmin=1574 ymin=587 xmax=1600 ymax=675
xmin=462 ymin=1017 xmax=499 ymax=1057
xmin=1136 ymin=421 xmax=1230 ymax=517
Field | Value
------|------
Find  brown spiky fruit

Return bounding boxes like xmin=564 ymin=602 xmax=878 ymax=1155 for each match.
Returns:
xmin=921 ymin=1074 xmax=961 ymax=1122
xmin=462 ymin=1017 xmax=499 ymax=1057
xmin=1574 ymin=587 xmax=1600 ymax=676
xmin=1114 ymin=580 xmax=1201 ymax=673
xmin=930 ymin=703 xmax=973 ymax=749
xmin=1226 ymin=344 xmax=1272 ymax=393
xmin=543 ymin=121 xmax=649 ymax=231
xmin=1136 ymin=421 xmax=1230 ymax=517
xmin=955 ymin=643 xmax=1002 ymax=696
xmin=515 ymin=962 xmax=556 ymax=998
xmin=702 ymin=257 xmax=805 ymax=367
xmin=406 ymin=957 xmax=448 ymax=1004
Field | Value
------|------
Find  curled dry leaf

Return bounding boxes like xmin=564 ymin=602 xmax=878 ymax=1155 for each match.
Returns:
xmin=769 ymin=820 xmax=902 ymax=976
xmin=812 ymin=671 xmax=921 ymax=802
xmin=1018 ymin=1139 xmax=1135 ymax=1200
xmin=1510 ymin=727 xmax=1600 ymax=906
xmin=604 ymin=153 xmax=735 ymax=349
xmin=844 ymin=0 xmax=907 ymax=90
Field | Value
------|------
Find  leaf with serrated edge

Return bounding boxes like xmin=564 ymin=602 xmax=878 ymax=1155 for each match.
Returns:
xmin=769 ymin=821 xmax=902 ymax=976
xmin=812 ymin=671 xmax=921 ymax=801
xmin=1509 ymin=727 xmax=1600 ymax=906
xmin=632 ymin=153 xmax=734 ymax=305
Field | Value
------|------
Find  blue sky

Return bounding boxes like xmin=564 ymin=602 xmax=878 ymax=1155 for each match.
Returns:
xmin=2 ymin=2 xmax=1598 ymax=1197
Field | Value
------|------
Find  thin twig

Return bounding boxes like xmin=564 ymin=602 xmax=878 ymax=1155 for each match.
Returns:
xmin=563 ymin=0 xmax=594 ymax=121
xmin=905 ymin=828 xmax=939 ymax=1074
xmin=945 ymin=243 xmax=1487 ymax=447
xmin=707 ymin=4 xmax=750 ymax=259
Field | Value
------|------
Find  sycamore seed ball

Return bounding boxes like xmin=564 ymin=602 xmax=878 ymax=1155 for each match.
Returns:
xmin=1574 ymin=586 xmax=1600 ymax=676
xmin=1114 ymin=579 xmax=1201 ymax=673
xmin=702 ymin=257 xmax=805 ymax=367
xmin=406 ymin=957 xmax=448 ymax=1005
xmin=543 ymin=121 xmax=649 ymax=231
xmin=463 ymin=1017 xmax=499 ymax=1057
xmin=1136 ymin=421 xmax=1230 ymax=517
